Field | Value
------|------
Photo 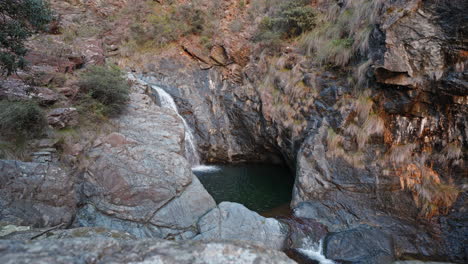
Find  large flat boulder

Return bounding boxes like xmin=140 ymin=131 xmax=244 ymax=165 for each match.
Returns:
xmin=195 ymin=202 xmax=288 ymax=250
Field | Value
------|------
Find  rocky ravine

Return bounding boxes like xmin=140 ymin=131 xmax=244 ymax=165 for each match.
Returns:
xmin=0 ymin=0 xmax=466 ymax=263
xmin=121 ymin=0 xmax=467 ymax=263
xmin=0 ymin=78 xmax=291 ymax=262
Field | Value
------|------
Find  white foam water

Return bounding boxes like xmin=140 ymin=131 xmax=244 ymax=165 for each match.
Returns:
xmin=191 ymin=165 xmax=222 ymax=173
xmin=152 ymin=85 xmax=201 ymax=166
xmin=296 ymin=238 xmax=335 ymax=264
xmin=129 ymin=73 xmax=201 ymax=166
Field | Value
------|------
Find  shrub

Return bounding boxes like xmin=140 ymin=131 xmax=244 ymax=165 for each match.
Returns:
xmin=255 ymin=0 xmax=316 ymax=41
xmin=129 ymin=2 xmax=213 ymax=49
xmin=303 ymin=0 xmax=382 ymax=67
xmin=0 ymin=100 xmax=46 ymax=137
xmin=78 ymin=65 xmax=130 ymax=116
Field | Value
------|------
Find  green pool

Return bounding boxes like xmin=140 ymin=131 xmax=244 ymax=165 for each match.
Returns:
xmin=192 ymin=164 xmax=295 ymax=213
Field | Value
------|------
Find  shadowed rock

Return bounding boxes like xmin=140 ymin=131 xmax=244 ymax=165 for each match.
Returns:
xmin=0 ymin=238 xmax=297 ymax=264
xmin=195 ymin=202 xmax=288 ymax=250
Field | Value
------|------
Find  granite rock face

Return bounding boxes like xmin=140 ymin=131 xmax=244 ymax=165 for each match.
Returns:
xmin=0 ymin=226 xmax=136 ymax=241
xmin=0 ymin=238 xmax=297 ymax=264
xmin=75 ymin=82 xmax=216 ymax=239
xmin=0 ymin=160 xmax=76 ymax=227
xmin=195 ymin=202 xmax=288 ymax=250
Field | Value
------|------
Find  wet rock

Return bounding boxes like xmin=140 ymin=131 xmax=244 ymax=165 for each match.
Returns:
xmin=195 ymin=202 xmax=288 ymax=250
xmin=75 ymin=84 xmax=216 ymax=239
xmin=0 ymin=160 xmax=76 ymax=227
xmin=324 ymin=225 xmax=395 ymax=264
xmin=0 ymin=238 xmax=296 ymax=264
xmin=47 ymin=107 xmax=79 ymax=129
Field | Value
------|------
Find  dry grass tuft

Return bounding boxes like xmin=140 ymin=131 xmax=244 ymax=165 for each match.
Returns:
xmin=302 ymin=0 xmax=384 ymax=66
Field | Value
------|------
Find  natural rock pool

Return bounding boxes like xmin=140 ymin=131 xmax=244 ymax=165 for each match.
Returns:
xmin=192 ymin=164 xmax=295 ymax=214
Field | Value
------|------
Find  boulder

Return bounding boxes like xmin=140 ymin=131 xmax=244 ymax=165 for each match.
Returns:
xmin=0 ymin=160 xmax=76 ymax=227
xmin=47 ymin=107 xmax=79 ymax=129
xmin=210 ymin=45 xmax=229 ymax=66
xmin=324 ymin=226 xmax=395 ymax=264
xmin=0 ymin=79 xmax=34 ymax=101
xmin=195 ymin=202 xmax=288 ymax=250
xmin=75 ymin=84 xmax=216 ymax=239
xmin=0 ymin=238 xmax=296 ymax=264
xmin=32 ymin=87 xmax=60 ymax=105
xmin=56 ymin=86 xmax=78 ymax=97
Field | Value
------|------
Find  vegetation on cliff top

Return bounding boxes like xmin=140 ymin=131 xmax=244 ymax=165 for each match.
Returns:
xmin=126 ymin=1 xmax=215 ymax=51
xmin=77 ymin=65 xmax=131 ymax=117
xmin=0 ymin=0 xmax=53 ymax=75
xmin=254 ymin=0 xmax=316 ymax=51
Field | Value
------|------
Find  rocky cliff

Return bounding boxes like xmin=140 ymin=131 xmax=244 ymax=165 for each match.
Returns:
xmin=0 ymin=0 xmax=466 ymax=263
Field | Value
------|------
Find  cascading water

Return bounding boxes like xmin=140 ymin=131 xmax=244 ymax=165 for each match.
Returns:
xmin=128 ymin=73 xmax=201 ymax=165
xmin=295 ymin=238 xmax=335 ymax=264
xmin=152 ymin=85 xmax=201 ymax=165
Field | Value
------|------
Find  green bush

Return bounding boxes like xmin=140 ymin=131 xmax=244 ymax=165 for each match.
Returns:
xmin=255 ymin=0 xmax=315 ymax=41
xmin=0 ymin=0 xmax=53 ymax=75
xmin=129 ymin=3 xmax=212 ymax=49
xmin=302 ymin=0 xmax=382 ymax=67
xmin=78 ymin=65 xmax=130 ymax=116
xmin=0 ymin=100 xmax=46 ymax=137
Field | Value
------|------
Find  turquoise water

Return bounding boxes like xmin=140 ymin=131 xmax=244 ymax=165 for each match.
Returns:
xmin=192 ymin=164 xmax=295 ymax=213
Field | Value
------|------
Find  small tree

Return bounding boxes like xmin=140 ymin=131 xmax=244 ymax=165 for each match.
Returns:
xmin=0 ymin=100 xmax=46 ymax=137
xmin=255 ymin=0 xmax=315 ymax=41
xmin=78 ymin=65 xmax=130 ymax=116
xmin=0 ymin=0 xmax=52 ymax=75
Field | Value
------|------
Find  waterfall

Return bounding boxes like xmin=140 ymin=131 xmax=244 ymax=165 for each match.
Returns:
xmin=296 ymin=238 xmax=335 ymax=264
xmin=151 ymin=85 xmax=201 ymax=165
xmin=128 ymin=73 xmax=201 ymax=165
